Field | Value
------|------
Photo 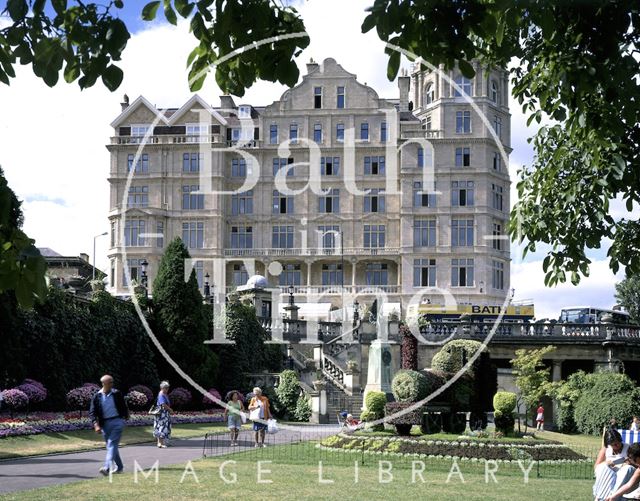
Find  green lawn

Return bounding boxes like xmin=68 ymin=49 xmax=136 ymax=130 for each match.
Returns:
xmin=0 ymin=423 xmax=234 ymax=460
xmin=0 ymin=443 xmax=593 ymax=501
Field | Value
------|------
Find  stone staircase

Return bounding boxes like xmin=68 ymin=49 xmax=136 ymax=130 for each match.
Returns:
xmin=324 ymin=379 xmax=363 ymax=423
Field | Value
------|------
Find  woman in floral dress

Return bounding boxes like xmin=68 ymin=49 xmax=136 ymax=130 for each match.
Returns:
xmin=154 ymin=381 xmax=172 ymax=448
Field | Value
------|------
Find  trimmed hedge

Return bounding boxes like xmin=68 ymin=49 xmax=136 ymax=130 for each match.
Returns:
xmin=385 ymin=402 xmax=423 ymax=435
xmin=493 ymin=391 xmax=517 ymax=414
xmin=573 ymin=372 xmax=640 ymax=435
xmin=493 ymin=391 xmax=517 ymax=435
xmin=392 ymin=370 xmax=429 ymax=403
xmin=364 ymin=391 xmax=387 ymax=417
xmin=431 ymin=339 xmax=485 ymax=376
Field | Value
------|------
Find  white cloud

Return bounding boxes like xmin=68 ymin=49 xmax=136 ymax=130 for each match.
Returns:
xmin=512 ymin=258 xmax=623 ymax=320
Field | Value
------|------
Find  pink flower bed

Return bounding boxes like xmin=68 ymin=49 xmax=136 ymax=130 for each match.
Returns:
xmin=0 ymin=410 xmax=224 ymax=439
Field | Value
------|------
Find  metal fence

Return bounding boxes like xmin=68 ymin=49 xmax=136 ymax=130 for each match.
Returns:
xmin=202 ymin=428 xmax=598 ymax=481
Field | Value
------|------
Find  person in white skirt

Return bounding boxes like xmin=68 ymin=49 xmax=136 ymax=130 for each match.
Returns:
xmin=604 ymin=443 xmax=640 ymax=500
xmin=535 ymin=402 xmax=545 ymax=431
xmin=594 ymin=428 xmax=634 ymax=501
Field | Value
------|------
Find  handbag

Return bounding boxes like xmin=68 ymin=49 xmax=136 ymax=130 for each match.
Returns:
xmin=148 ymin=404 xmax=162 ymax=415
xmin=240 ymin=411 xmax=247 ymax=424
xmin=249 ymin=407 xmax=261 ymax=421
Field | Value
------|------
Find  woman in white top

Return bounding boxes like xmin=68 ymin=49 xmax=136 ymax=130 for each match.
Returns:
xmin=594 ymin=428 xmax=634 ymax=501
xmin=606 ymin=443 xmax=640 ymax=501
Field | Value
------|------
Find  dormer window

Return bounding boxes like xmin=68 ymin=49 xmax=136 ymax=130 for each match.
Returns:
xmin=238 ymin=105 xmax=251 ymax=118
xmin=131 ymin=124 xmax=149 ymax=136
xmin=314 ymin=87 xmax=322 ymax=109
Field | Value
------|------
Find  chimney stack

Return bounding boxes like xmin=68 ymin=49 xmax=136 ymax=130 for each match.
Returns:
xmin=398 ymin=68 xmax=410 ymax=112
xmin=306 ymin=58 xmax=319 ymax=74
xmin=79 ymin=253 xmax=89 ymax=262
xmin=120 ymin=94 xmax=130 ymax=112
xmin=220 ymin=95 xmax=237 ymax=111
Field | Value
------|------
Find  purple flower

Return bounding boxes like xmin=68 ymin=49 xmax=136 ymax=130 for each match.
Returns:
xmin=203 ymin=388 xmax=222 ymax=407
xmin=125 ymin=390 xmax=148 ymax=410
xmin=168 ymin=387 xmax=192 ymax=409
xmin=128 ymin=384 xmax=153 ymax=403
xmin=1 ymin=389 xmax=29 ymax=410
xmin=16 ymin=383 xmax=47 ymax=404
xmin=66 ymin=386 xmax=97 ymax=410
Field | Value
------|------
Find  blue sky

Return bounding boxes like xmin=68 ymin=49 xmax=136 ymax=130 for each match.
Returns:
xmin=0 ymin=0 xmax=630 ymax=318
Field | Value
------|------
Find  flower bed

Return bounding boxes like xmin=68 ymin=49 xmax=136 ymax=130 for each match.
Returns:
xmin=0 ymin=410 xmax=224 ymax=439
xmin=317 ymin=433 xmax=590 ymax=464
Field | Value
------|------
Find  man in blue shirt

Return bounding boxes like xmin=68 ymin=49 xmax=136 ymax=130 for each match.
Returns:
xmin=89 ymin=375 xmax=129 ymax=476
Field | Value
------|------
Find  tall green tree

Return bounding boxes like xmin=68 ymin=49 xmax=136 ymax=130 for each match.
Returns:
xmin=615 ymin=276 xmax=640 ymax=324
xmin=217 ymin=296 xmax=282 ymax=391
xmin=151 ymin=237 xmax=218 ymax=386
xmin=510 ymin=346 xmax=556 ymax=421
xmin=0 ymin=167 xmax=47 ymax=307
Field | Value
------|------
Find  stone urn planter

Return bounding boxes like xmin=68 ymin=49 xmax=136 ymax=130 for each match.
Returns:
xmin=313 ymin=379 xmax=327 ymax=392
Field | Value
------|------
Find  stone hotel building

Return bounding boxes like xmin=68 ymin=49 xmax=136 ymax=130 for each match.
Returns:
xmin=107 ymin=58 xmax=511 ymax=314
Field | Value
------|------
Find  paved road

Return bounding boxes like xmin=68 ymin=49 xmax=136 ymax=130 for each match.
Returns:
xmin=0 ymin=425 xmax=336 ymax=495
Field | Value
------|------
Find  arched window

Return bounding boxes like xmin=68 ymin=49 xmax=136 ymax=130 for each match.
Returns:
xmin=454 ymin=76 xmax=472 ymax=97
xmin=424 ymin=83 xmax=435 ymax=105
xmin=491 ymin=81 xmax=499 ymax=104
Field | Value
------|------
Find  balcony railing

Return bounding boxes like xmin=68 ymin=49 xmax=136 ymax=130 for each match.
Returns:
xmin=110 ymin=134 xmax=222 ymax=145
xmin=417 ymin=322 xmax=640 ymax=343
xmin=400 ymin=129 xmax=444 ymax=140
xmin=223 ymin=247 xmax=401 ymax=258
xmin=226 ymin=284 xmax=401 ymax=295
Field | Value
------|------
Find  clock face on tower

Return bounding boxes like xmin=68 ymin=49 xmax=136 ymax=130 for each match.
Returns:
xmin=382 ymin=350 xmax=392 ymax=366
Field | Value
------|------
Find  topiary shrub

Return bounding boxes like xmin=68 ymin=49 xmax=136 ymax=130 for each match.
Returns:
xmin=294 ymin=394 xmax=312 ymax=422
xmin=16 ymin=382 xmax=47 ymax=406
xmin=385 ymin=402 xmax=423 ymax=435
xmin=169 ymin=387 xmax=192 ymax=409
xmin=365 ymin=391 xmax=387 ymax=416
xmin=493 ymin=391 xmax=517 ymax=435
xmin=392 ymin=370 xmax=429 ymax=403
xmin=203 ymin=388 xmax=222 ymax=407
xmin=362 ymin=390 xmax=387 ymax=430
xmin=125 ymin=390 xmax=148 ymax=410
xmin=18 ymin=379 xmax=47 ymax=405
xmin=431 ymin=339 xmax=485 ymax=376
xmin=493 ymin=391 xmax=517 ymax=414
xmin=129 ymin=384 xmax=153 ymax=404
xmin=1 ymin=389 xmax=29 ymax=416
xmin=66 ymin=386 xmax=96 ymax=415
xmin=573 ymin=372 xmax=640 ymax=435
xmin=276 ymin=370 xmax=300 ymax=418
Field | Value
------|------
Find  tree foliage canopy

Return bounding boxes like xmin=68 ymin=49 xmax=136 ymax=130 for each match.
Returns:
xmin=362 ymin=0 xmax=640 ymax=285
xmin=510 ymin=345 xmax=556 ymax=409
xmin=0 ymin=0 xmax=308 ymax=94
xmin=0 ymin=168 xmax=47 ymax=307
xmin=615 ymin=276 xmax=640 ymax=324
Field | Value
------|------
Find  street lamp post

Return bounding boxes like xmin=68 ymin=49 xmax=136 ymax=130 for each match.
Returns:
xmin=140 ymin=259 xmax=149 ymax=288
xmin=92 ymin=232 xmax=108 ymax=281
